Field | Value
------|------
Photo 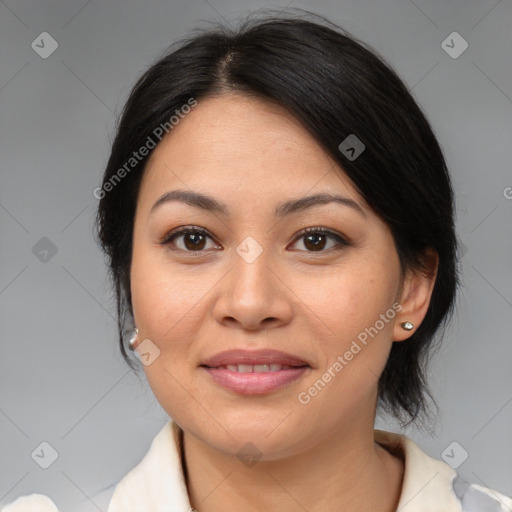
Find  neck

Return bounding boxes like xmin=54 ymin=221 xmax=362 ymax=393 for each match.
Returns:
xmin=181 ymin=422 xmax=404 ymax=512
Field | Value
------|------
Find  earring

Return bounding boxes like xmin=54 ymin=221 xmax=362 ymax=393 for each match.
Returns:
xmin=128 ymin=328 xmax=139 ymax=351
xmin=400 ymin=321 xmax=414 ymax=331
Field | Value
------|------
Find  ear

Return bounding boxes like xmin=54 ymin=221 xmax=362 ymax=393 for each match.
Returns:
xmin=393 ymin=248 xmax=439 ymax=342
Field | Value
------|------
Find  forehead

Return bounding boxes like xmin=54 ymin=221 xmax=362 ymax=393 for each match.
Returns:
xmin=139 ymin=93 xmax=363 ymax=209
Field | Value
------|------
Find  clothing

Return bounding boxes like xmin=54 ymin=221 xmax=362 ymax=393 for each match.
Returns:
xmin=2 ymin=420 xmax=511 ymax=511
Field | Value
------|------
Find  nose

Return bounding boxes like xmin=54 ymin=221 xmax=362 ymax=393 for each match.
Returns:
xmin=211 ymin=244 xmax=293 ymax=331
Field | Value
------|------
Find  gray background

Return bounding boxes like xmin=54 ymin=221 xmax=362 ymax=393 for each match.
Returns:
xmin=1 ymin=0 xmax=511 ymax=510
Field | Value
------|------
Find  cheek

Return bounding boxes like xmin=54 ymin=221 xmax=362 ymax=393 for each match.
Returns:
xmin=301 ymin=256 xmax=399 ymax=403
xmin=130 ymin=247 xmax=207 ymax=341
xmin=306 ymin=264 xmax=394 ymax=345
xmin=130 ymin=249 xmax=201 ymax=416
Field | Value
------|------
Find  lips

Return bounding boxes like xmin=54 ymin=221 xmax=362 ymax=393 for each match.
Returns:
xmin=200 ymin=349 xmax=311 ymax=394
xmin=201 ymin=349 xmax=310 ymax=369
xmin=214 ymin=363 xmax=295 ymax=373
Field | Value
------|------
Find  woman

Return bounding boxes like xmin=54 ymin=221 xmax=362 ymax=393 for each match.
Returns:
xmin=3 ymin=11 xmax=511 ymax=512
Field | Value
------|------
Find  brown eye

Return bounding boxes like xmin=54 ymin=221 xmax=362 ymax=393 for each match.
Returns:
xmin=182 ymin=232 xmax=207 ymax=250
xmin=291 ymin=228 xmax=349 ymax=253
xmin=303 ymin=232 xmax=328 ymax=251
xmin=160 ymin=227 xmax=219 ymax=252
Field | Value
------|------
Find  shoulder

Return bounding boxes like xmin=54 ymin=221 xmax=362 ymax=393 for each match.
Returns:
xmin=0 ymin=494 xmax=58 ymax=512
xmin=374 ymin=429 xmax=512 ymax=511
xmin=453 ymin=476 xmax=512 ymax=512
xmin=1 ymin=421 xmax=181 ymax=512
xmin=0 ymin=483 xmax=118 ymax=512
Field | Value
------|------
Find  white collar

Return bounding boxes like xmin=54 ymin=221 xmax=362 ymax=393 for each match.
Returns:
xmin=108 ymin=420 xmax=191 ymax=511
xmin=373 ymin=429 xmax=460 ymax=511
xmin=3 ymin=420 xmax=509 ymax=511
xmin=107 ymin=420 xmax=463 ymax=512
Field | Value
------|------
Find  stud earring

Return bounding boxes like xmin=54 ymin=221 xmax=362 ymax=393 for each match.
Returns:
xmin=400 ymin=321 xmax=414 ymax=331
xmin=128 ymin=328 xmax=139 ymax=351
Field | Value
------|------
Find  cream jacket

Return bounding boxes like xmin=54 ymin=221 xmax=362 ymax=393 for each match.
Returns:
xmin=2 ymin=420 xmax=511 ymax=511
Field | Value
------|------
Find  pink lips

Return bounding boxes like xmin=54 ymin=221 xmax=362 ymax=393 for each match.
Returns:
xmin=202 ymin=348 xmax=309 ymax=368
xmin=201 ymin=349 xmax=310 ymax=395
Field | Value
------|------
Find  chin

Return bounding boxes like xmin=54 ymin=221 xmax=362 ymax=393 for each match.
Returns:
xmin=187 ymin=412 xmax=307 ymax=458
xmin=211 ymin=430 xmax=303 ymax=462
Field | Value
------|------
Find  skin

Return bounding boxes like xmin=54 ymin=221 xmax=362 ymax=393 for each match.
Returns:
xmin=130 ymin=93 xmax=438 ymax=512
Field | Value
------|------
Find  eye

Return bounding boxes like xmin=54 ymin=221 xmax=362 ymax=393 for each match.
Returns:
xmin=290 ymin=227 xmax=349 ymax=252
xmin=159 ymin=226 xmax=349 ymax=253
xmin=159 ymin=226 xmax=220 ymax=252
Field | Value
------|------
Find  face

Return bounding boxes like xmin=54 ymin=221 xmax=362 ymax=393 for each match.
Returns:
xmin=130 ymin=93 xmax=422 ymax=459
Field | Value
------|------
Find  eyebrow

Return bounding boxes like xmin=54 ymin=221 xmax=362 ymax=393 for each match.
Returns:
xmin=149 ymin=189 xmax=366 ymax=218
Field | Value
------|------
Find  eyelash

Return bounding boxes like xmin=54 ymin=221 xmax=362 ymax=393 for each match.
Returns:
xmin=158 ymin=225 xmax=350 ymax=254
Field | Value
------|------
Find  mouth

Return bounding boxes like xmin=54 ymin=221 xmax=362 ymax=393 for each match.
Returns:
xmin=200 ymin=349 xmax=311 ymax=394
xmin=204 ymin=363 xmax=304 ymax=372
xmin=201 ymin=348 xmax=310 ymax=368
xmin=201 ymin=365 xmax=310 ymax=394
